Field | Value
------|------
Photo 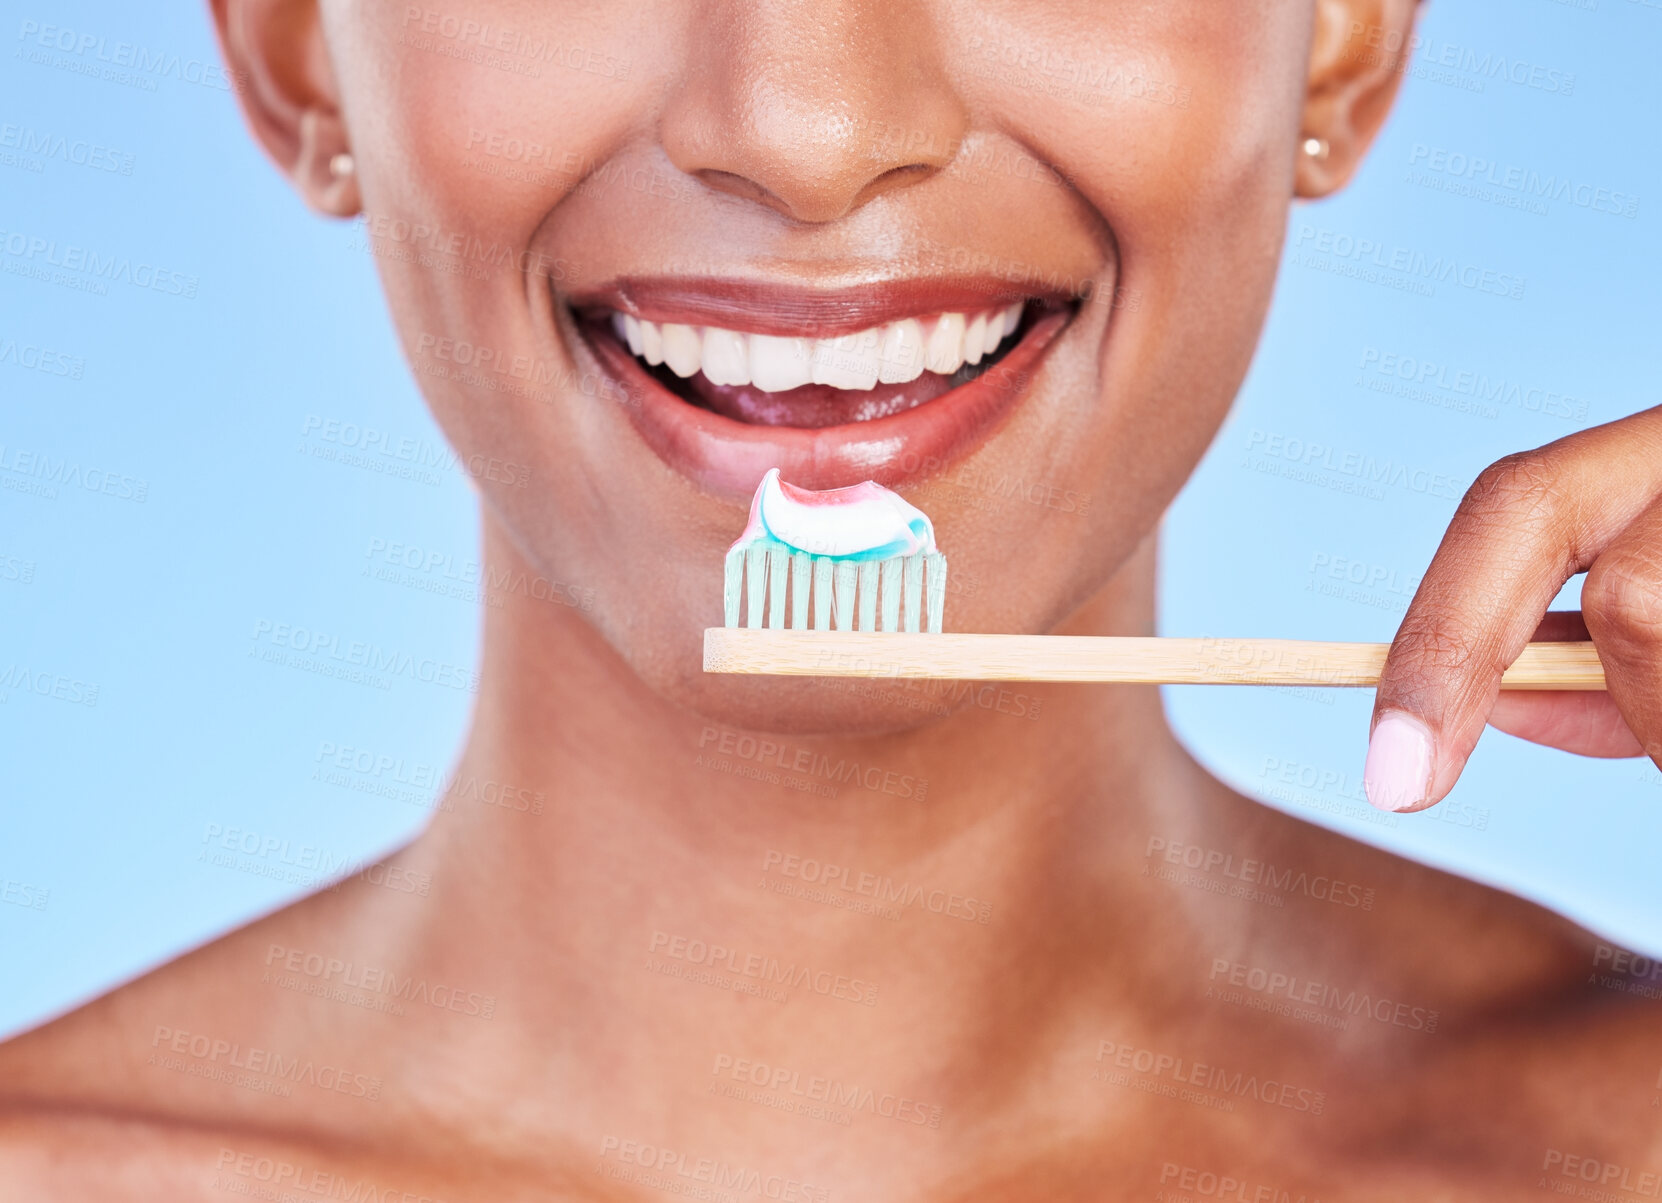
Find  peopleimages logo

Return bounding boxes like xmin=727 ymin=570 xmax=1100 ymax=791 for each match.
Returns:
xmin=0 ymin=443 xmax=148 ymax=502
xmin=363 ymin=535 xmax=597 ymax=612
xmin=1357 ymin=346 xmax=1590 ymax=422
xmin=1157 ymin=1162 xmax=1325 ymax=1203
xmin=16 ymin=20 xmax=247 ymax=93
xmin=0 ymin=228 xmax=198 ymax=297
xmin=213 ymin=1147 xmax=443 ymax=1203
xmin=711 ymin=1053 xmax=944 ymax=1128
xmin=1408 ymin=144 xmax=1639 ymax=220
xmin=151 ymin=1025 xmax=382 ymax=1100
xmin=1207 ymin=958 xmax=1440 ymax=1034
xmin=301 ymin=414 xmax=530 ymax=487
xmin=1541 ymin=1150 xmax=1662 ymax=1198
xmin=1244 ymin=429 xmax=1463 ymax=502
xmin=596 ymin=1136 xmax=827 ymax=1203
xmin=1 ymin=879 xmax=50 ymax=911
xmin=357 ymin=212 xmax=575 ymax=280
xmin=0 ymin=337 xmax=85 ymax=379
xmin=697 ymin=726 xmax=927 ymax=801
xmin=0 ymin=663 xmax=98 ymax=707
xmin=314 ymin=741 xmax=443 ymax=794
xmin=263 ymin=943 xmax=497 ymax=1019
xmin=1292 ymin=225 xmax=1525 ymax=300
xmin=648 ymin=930 xmax=880 ymax=1007
xmin=760 ymin=850 xmax=991 ymax=924
xmin=0 ymin=123 xmax=135 ymax=175
xmin=1144 ymin=836 xmax=1376 ymax=911
xmin=1095 ymin=1039 xmax=1327 ymax=1115
xmin=250 ymin=618 xmax=480 ymax=694
xmin=198 ymin=822 xmax=433 ymax=897
xmin=1343 ymin=22 xmax=1576 ymax=96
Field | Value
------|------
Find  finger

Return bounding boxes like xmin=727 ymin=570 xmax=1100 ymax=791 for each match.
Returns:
xmin=1581 ymin=493 xmax=1662 ymax=771
xmin=1525 ymin=610 xmax=1590 ymax=642
xmin=1363 ymin=408 xmax=1662 ymax=813
xmin=1486 ymin=611 xmax=1645 ymax=757
xmin=1486 ymin=692 xmax=1645 ymax=758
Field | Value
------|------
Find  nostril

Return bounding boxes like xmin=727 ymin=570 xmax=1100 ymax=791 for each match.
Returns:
xmin=692 ymin=168 xmax=769 ymax=201
xmin=691 ymin=162 xmax=942 ymax=225
xmin=690 ymin=168 xmax=800 ymax=219
xmin=851 ymin=163 xmax=940 ymax=209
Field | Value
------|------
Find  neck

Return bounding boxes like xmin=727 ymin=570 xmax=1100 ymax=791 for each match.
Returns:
xmin=394 ymin=513 xmax=1231 ymax=1161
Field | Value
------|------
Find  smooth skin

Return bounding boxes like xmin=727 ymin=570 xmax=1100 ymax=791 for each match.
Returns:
xmin=4 ymin=0 xmax=1662 ymax=1198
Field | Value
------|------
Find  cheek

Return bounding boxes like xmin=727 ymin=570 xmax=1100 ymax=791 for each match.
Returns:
xmin=328 ymin=3 xmax=669 ymax=513
xmin=331 ymin=0 xmax=661 ymax=334
xmin=1021 ymin=7 xmax=1305 ymax=304
xmin=961 ymin=5 xmax=1306 ymax=503
xmin=342 ymin=3 xmax=672 ymax=230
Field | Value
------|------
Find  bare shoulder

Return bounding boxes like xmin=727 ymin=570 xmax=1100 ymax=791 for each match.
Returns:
xmin=0 ymin=1106 xmax=582 ymax=1201
xmin=0 ymin=1108 xmax=309 ymax=1200
xmin=1208 ymin=773 xmax=1606 ymax=988
xmin=1178 ymin=779 xmax=1662 ymax=1192
xmin=0 ymin=881 xmax=407 ymax=1172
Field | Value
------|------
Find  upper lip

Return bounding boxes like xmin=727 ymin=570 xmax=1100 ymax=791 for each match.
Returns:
xmin=568 ymin=275 xmax=1078 ymax=338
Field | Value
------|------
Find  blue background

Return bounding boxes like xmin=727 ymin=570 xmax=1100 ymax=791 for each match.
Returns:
xmin=2 ymin=0 xmax=1658 ymax=1039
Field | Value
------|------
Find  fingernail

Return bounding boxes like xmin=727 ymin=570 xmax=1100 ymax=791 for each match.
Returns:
xmin=1363 ymin=712 xmax=1434 ymax=812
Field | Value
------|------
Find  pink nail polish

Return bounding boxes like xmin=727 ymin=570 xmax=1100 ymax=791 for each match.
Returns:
xmin=1363 ymin=712 xmax=1434 ymax=813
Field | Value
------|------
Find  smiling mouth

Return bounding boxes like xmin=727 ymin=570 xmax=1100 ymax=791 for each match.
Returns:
xmin=567 ymin=276 xmax=1080 ymax=494
xmin=591 ymin=301 xmax=1034 ymax=428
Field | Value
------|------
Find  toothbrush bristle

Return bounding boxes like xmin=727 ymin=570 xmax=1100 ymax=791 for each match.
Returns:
xmin=856 ymin=562 xmax=878 ymax=631
xmin=880 ymin=559 xmax=901 ymax=632
xmin=812 ymin=557 xmax=833 ymax=630
xmin=833 ymin=562 xmax=857 ymax=631
xmin=723 ymin=547 xmax=744 ymax=628
xmin=767 ymin=549 xmax=789 ymax=629
xmin=790 ymin=551 xmax=811 ymax=630
xmin=721 ymin=548 xmax=948 ymax=633
xmin=925 ymin=554 xmax=947 ymax=635
xmin=903 ymin=556 xmax=924 ymax=633
xmin=745 ymin=545 xmax=768 ymax=630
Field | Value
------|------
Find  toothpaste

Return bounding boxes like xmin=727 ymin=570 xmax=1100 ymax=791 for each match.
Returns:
xmin=731 ymin=468 xmax=937 ymax=561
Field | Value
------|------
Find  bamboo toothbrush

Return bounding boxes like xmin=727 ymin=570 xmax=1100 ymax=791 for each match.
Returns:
xmin=703 ymin=472 xmax=1607 ymax=691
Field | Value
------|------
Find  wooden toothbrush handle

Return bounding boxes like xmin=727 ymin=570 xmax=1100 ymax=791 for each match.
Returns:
xmin=702 ymin=630 xmax=1608 ymax=690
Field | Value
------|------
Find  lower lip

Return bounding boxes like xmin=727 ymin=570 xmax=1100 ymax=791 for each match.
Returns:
xmin=580 ymin=307 xmax=1071 ymax=497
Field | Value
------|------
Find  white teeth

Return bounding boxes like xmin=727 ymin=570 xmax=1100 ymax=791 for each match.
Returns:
xmin=660 ymin=323 xmax=702 ymax=378
xmin=1001 ymin=301 xmax=1023 ymax=337
xmin=981 ymin=309 xmax=1005 ymax=356
xmin=639 ymin=318 xmax=665 ymax=366
xmin=962 ymin=313 xmax=988 ymax=366
xmin=925 ymin=313 xmax=966 ymax=375
xmin=611 ymin=303 xmax=1026 ymax=394
xmin=749 ymin=334 xmax=813 ymax=391
xmin=877 ymin=318 xmax=926 ymax=385
xmin=811 ymin=331 xmax=880 ymax=390
xmin=701 ymin=326 xmax=750 ymax=386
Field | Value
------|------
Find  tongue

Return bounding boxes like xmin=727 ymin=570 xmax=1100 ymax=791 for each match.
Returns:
xmin=679 ymin=371 xmax=962 ymax=428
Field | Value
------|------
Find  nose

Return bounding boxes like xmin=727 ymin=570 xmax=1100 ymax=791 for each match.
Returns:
xmin=660 ymin=1 xmax=970 ymax=225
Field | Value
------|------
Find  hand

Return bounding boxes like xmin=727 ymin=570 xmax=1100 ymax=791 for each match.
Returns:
xmin=1364 ymin=406 xmax=1662 ymax=812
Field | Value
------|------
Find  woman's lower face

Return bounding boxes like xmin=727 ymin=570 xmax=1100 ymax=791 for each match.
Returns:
xmin=334 ymin=0 xmax=1319 ymax=730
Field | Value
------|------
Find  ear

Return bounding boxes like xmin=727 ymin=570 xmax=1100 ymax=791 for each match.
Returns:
xmin=1296 ymin=0 xmax=1422 ymax=198
xmin=208 ymin=0 xmax=359 ymax=217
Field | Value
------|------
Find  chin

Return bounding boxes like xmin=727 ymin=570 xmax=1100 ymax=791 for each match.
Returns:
xmin=674 ymin=671 xmax=971 ymax=739
xmin=410 ymin=222 xmax=1174 ymax=732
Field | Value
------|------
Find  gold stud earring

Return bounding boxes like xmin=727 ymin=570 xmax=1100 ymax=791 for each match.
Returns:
xmin=1301 ymin=137 xmax=1330 ymax=161
xmin=329 ymin=152 xmax=355 ymax=178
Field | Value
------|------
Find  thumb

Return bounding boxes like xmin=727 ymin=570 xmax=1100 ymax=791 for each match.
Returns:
xmin=1364 ymin=458 xmax=1587 ymax=813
